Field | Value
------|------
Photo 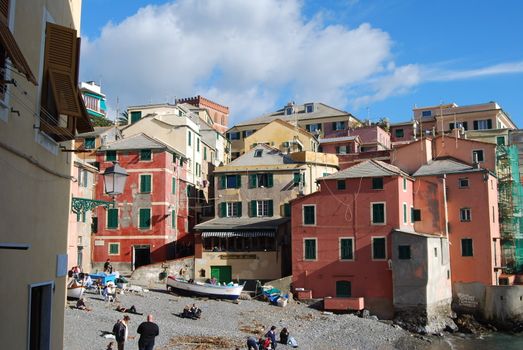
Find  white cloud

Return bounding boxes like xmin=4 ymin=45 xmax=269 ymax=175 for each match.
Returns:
xmin=80 ymin=0 xmax=393 ymax=123
xmin=428 ymin=61 xmax=523 ymax=81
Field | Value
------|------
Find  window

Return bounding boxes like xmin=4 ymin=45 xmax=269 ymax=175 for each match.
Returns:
xmin=188 ymin=131 xmax=192 ymax=146
xmin=140 ymin=174 xmax=152 ymax=193
xmin=78 ymin=168 xmax=88 ymax=188
xmin=196 ymin=163 xmax=201 ymax=177
xmin=285 ymin=106 xmax=293 ymax=115
xmin=171 ymin=210 xmax=176 ymax=228
xmin=340 ymin=238 xmax=354 ymax=260
xmin=398 ymin=245 xmax=411 ymax=260
xmin=254 ymin=149 xmax=263 ymax=157
xmin=461 ymin=238 xmax=473 ymax=257
xmin=227 ymin=202 xmax=241 ymax=217
xmin=84 ymin=137 xmax=95 ymax=149
xmin=474 ymin=119 xmax=492 ymax=130
xmin=249 ymin=173 xmax=273 ymax=188
xmin=337 ymin=180 xmax=346 ymax=190
xmin=130 ymin=111 xmax=142 ymax=123
xmin=460 ymin=208 xmax=471 ymax=222
xmin=197 ymin=138 xmax=200 ymax=152
xmin=254 ymin=200 xmax=273 ymax=217
xmin=305 ymin=103 xmax=314 ymax=113
xmin=336 ymin=145 xmax=347 ymax=154
xmin=242 ymin=130 xmax=253 ymax=138
xmin=107 ymin=208 xmax=118 ymax=229
xmin=332 ymin=121 xmax=346 ymax=131
xmin=372 ymin=237 xmax=386 ymax=260
xmin=306 ymin=123 xmax=322 ymax=132
xmin=372 ymin=177 xmax=384 ymax=189
xmin=28 ymin=283 xmax=53 ymax=350
xmin=139 ymin=208 xmax=151 ymax=229
xmin=283 ymin=203 xmax=291 ymax=217
xmin=204 ymin=147 xmax=207 ymax=160
xmin=458 ymin=178 xmax=469 ymax=188
xmin=108 ymin=243 xmax=120 ymax=255
xmin=140 ymin=149 xmax=152 ymax=161
xmin=227 ymin=132 xmax=241 ymax=140
xmin=472 ymin=150 xmax=484 ymax=162
xmin=293 ymin=172 xmax=304 ymax=186
xmin=106 ymin=150 xmax=116 ymax=161
xmin=421 ymin=110 xmax=432 ymax=117
xmin=395 ymin=129 xmax=404 ymax=138
xmin=403 ymin=203 xmax=408 ymax=224
xmin=303 ymin=205 xmax=316 ymax=225
xmin=403 ymin=177 xmax=407 ymax=191
xmin=434 ymin=247 xmax=438 ymax=257
xmin=221 ymin=174 xmax=241 ymax=189
xmin=411 ymin=208 xmax=421 ymax=222
xmin=371 ymin=203 xmax=386 ymax=225
xmin=497 ymin=136 xmax=505 ymax=146
xmin=304 ymin=239 xmax=316 ymax=260
xmin=172 ymin=177 xmax=176 ymax=194
xmin=335 ymin=281 xmax=351 ymax=297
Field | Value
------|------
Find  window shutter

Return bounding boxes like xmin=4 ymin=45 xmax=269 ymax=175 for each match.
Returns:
xmin=449 ymin=123 xmax=454 ymax=130
xmin=267 ymin=173 xmax=274 ymax=188
xmin=236 ymin=174 xmax=242 ymax=188
xmin=335 ymin=146 xmax=340 ymax=153
xmin=107 ymin=208 xmax=118 ymax=229
xmin=284 ymin=203 xmax=291 ymax=217
xmin=473 ymin=120 xmax=478 ymax=130
xmin=293 ymin=173 xmax=301 ymax=185
xmin=242 ymin=130 xmax=247 ymax=138
xmin=139 ymin=208 xmax=151 ymax=229
xmin=301 ymin=173 xmax=305 ymax=186
xmin=463 ymin=122 xmax=468 ymax=130
xmin=171 ymin=210 xmax=176 ymax=228
xmin=236 ymin=202 xmax=242 ymax=217
xmin=0 ymin=0 xmax=8 ymax=19
xmin=249 ymin=174 xmax=257 ymax=188
xmin=140 ymin=175 xmax=151 ymax=193
xmin=219 ymin=203 xmax=226 ymax=217
xmin=172 ymin=177 xmax=176 ymax=194
xmin=306 ymin=125 xmax=310 ymax=132
xmin=250 ymin=200 xmax=257 ymax=217
xmin=487 ymin=119 xmax=493 ymax=129
xmin=268 ymin=200 xmax=274 ymax=217
xmin=332 ymin=122 xmax=336 ymax=130
xmin=219 ymin=175 xmax=226 ymax=189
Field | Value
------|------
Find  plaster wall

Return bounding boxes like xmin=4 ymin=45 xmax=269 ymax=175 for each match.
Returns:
xmin=432 ymin=137 xmax=496 ymax=171
xmin=391 ymin=139 xmax=432 ymax=175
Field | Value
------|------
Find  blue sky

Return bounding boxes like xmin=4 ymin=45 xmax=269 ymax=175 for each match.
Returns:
xmin=80 ymin=0 xmax=523 ymax=126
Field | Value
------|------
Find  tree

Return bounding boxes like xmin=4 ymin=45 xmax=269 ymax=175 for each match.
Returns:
xmin=89 ymin=116 xmax=113 ymax=127
xmin=117 ymin=111 xmax=128 ymax=126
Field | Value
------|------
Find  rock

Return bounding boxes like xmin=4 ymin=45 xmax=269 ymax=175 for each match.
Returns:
xmin=369 ymin=315 xmax=379 ymax=321
xmin=455 ymin=314 xmax=489 ymax=334
xmin=361 ymin=309 xmax=370 ymax=318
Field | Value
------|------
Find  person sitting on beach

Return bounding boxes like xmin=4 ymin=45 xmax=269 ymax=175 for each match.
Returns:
xmin=116 ymin=304 xmax=143 ymax=315
xmin=76 ymin=298 xmax=91 ymax=311
xmin=210 ymin=276 xmax=217 ymax=285
xmin=247 ymin=336 xmax=259 ymax=350
xmin=190 ymin=304 xmax=201 ymax=318
xmin=279 ymin=328 xmax=289 ymax=345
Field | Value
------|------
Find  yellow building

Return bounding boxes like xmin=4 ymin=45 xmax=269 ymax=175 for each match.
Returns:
xmin=0 ymin=1 xmax=91 ymax=349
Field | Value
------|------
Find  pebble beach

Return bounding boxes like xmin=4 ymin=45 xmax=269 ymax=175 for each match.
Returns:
xmin=64 ymin=286 xmax=439 ymax=350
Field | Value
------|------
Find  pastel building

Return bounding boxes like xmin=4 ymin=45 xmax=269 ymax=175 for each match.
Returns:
xmin=177 ymin=95 xmax=230 ymax=134
xmin=93 ymin=134 xmax=188 ymax=272
xmin=291 ymin=160 xmax=452 ymax=321
xmin=80 ymin=81 xmax=107 ymax=119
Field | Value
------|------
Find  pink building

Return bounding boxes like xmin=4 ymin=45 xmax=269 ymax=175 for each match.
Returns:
xmin=291 ymin=160 xmax=451 ymax=320
xmin=92 ymin=133 xmax=190 ymax=272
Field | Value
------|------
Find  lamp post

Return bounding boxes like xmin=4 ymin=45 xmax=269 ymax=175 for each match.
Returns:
xmin=102 ymin=161 xmax=129 ymax=201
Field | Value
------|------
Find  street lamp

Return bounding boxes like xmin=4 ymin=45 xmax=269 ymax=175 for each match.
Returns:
xmin=102 ymin=161 xmax=128 ymax=198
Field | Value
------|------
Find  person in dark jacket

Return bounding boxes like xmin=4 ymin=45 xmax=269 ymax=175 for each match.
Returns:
xmin=265 ymin=326 xmax=277 ymax=349
xmin=279 ymin=327 xmax=289 ymax=344
xmin=113 ymin=315 xmax=130 ymax=350
xmin=137 ymin=314 xmax=159 ymax=350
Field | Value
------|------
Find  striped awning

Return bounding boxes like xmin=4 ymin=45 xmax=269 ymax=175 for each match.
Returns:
xmin=202 ymin=231 xmax=275 ymax=238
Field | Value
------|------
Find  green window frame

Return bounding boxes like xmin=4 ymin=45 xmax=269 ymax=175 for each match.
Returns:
xmin=303 ymin=205 xmax=316 ymax=225
xmin=340 ymin=238 xmax=353 ymax=260
xmin=84 ymin=137 xmax=95 ymax=149
xmin=204 ymin=147 xmax=207 ymax=160
xmin=106 ymin=150 xmax=117 ymax=162
xmin=304 ymin=239 xmax=316 ymax=260
xmin=398 ymin=245 xmax=411 ymax=259
xmin=197 ymin=138 xmax=200 ymax=152
xmin=337 ymin=180 xmax=346 ymax=190
xmin=403 ymin=177 xmax=407 ymax=191
xmin=140 ymin=149 xmax=152 ymax=161
xmin=372 ymin=177 xmax=384 ymax=189
xmin=283 ymin=203 xmax=291 ymax=217
xmin=172 ymin=177 xmax=176 ymax=194
xmin=139 ymin=208 xmax=151 ymax=229
xmin=371 ymin=203 xmax=385 ymax=224
xmin=335 ymin=280 xmax=351 ymax=297
xmin=140 ymin=174 xmax=152 ymax=193
xmin=188 ymin=131 xmax=192 ymax=146
xmin=372 ymin=237 xmax=386 ymax=260
xmin=461 ymin=238 xmax=473 ymax=257
xmin=107 ymin=208 xmax=118 ymax=229
xmin=403 ymin=203 xmax=408 ymax=224
xmin=130 ymin=111 xmax=142 ymax=124
xmin=108 ymin=243 xmax=119 ymax=255
xmin=395 ymin=128 xmax=404 ymax=138
xmin=171 ymin=210 xmax=176 ymax=228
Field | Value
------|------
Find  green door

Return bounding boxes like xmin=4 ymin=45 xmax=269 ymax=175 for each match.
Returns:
xmin=210 ymin=266 xmax=232 ymax=284
xmin=336 ymin=280 xmax=352 ymax=297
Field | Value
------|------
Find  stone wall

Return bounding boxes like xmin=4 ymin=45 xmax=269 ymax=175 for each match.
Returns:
xmin=129 ymin=256 xmax=194 ymax=287
xmin=484 ymin=285 xmax=523 ymax=327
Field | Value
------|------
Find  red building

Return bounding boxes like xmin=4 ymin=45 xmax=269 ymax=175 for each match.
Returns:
xmin=292 ymin=160 xmax=416 ymax=318
xmin=92 ymin=133 xmax=190 ymax=272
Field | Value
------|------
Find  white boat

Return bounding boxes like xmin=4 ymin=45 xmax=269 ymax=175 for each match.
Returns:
xmin=67 ymin=281 xmax=85 ymax=299
xmin=166 ymin=276 xmax=245 ymax=300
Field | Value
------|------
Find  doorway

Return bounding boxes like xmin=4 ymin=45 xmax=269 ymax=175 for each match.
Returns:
xmin=336 ymin=280 xmax=352 ymax=297
xmin=133 ymin=245 xmax=151 ymax=270
xmin=210 ymin=265 xmax=232 ymax=283
xmin=28 ymin=282 xmax=53 ymax=350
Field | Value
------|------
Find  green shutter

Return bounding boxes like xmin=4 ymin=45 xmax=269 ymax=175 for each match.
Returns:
xmin=372 ymin=203 xmax=385 ymax=223
xmin=130 ymin=111 xmax=142 ymax=123
xmin=249 ymin=174 xmax=257 ymax=188
xmin=301 ymin=173 xmax=305 ymax=186
xmin=140 ymin=175 xmax=152 ymax=193
xmin=85 ymin=137 xmax=95 ymax=149
xmin=106 ymin=150 xmax=116 ymax=162
xmin=220 ymin=175 xmax=226 ymax=189
xmin=139 ymin=208 xmax=151 ymax=229
xmin=172 ymin=177 xmax=176 ymax=194
xmin=304 ymin=205 xmax=315 ymax=225
xmin=293 ymin=172 xmax=301 ymax=185
xmin=284 ymin=203 xmax=291 ymax=217
xmin=268 ymin=200 xmax=273 ymax=217
xmin=373 ymin=238 xmax=386 ymax=259
xmin=188 ymin=131 xmax=192 ymax=146
xmin=267 ymin=173 xmax=274 ymax=188
xmin=109 ymin=244 xmax=119 ymax=255
xmin=140 ymin=149 xmax=152 ymax=161
xmin=403 ymin=204 xmax=407 ymax=223
xmin=236 ymin=174 xmax=242 ymax=188
xmin=336 ymin=281 xmax=351 ymax=297
xmin=219 ymin=203 xmax=226 ymax=217
xmin=204 ymin=147 xmax=207 ymax=160
xmin=171 ymin=210 xmax=176 ymax=228
xmin=305 ymin=239 xmax=316 ymax=260
xmin=250 ymin=200 xmax=257 ymax=217
xmin=107 ymin=208 xmax=118 ymax=229
xmin=341 ymin=239 xmax=353 ymax=260
xmin=236 ymin=202 xmax=242 ymax=217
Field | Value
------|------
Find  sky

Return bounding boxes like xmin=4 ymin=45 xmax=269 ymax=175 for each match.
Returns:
xmin=80 ymin=0 xmax=523 ymax=126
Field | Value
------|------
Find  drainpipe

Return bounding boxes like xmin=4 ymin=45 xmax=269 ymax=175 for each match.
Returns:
xmin=442 ymin=174 xmax=449 ymax=240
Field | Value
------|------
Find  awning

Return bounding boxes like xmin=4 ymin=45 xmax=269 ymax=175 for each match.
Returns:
xmin=202 ymin=231 xmax=275 ymax=238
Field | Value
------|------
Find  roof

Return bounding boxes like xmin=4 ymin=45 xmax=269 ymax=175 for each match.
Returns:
xmin=392 ymin=229 xmax=444 ymax=239
xmin=235 ymin=102 xmax=358 ymax=127
xmin=412 ymin=158 xmax=484 ymax=177
xmin=247 ymin=118 xmax=317 ymax=140
xmin=99 ymin=133 xmax=182 ymax=155
xmin=194 ymin=216 xmax=289 ymax=231
xmin=77 ymin=126 xmax=115 ymax=138
xmin=320 ymin=135 xmax=360 ymax=144
xmin=225 ymin=143 xmax=296 ymax=167
xmin=320 ymin=159 xmax=409 ymax=180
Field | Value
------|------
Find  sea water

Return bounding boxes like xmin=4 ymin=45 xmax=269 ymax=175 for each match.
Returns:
xmin=428 ymin=332 xmax=523 ymax=350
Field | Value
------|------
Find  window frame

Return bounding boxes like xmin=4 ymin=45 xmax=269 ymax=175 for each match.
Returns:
xmin=370 ymin=202 xmax=386 ymax=225
xmin=472 ymin=149 xmax=484 ymax=163
xmin=256 ymin=200 xmax=270 ymax=217
xmin=105 ymin=150 xmax=117 ymax=162
xmin=339 ymin=237 xmax=354 ymax=261
xmin=461 ymin=238 xmax=474 ymax=257
xmin=106 ymin=208 xmax=119 ymax=229
xmin=304 ymin=238 xmax=317 ymax=261
xmin=139 ymin=173 xmax=152 ymax=194
xmin=108 ymin=242 xmax=120 ymax=256
xmin=460 ymin=208 xmax=472 ymax=222
xmin=459 ymin=177 xmax=469 ymax=188
xmin=139 ymin=149 xmax=152 ymax=161
xmin=395 ymin=128 xmax=405 ymax=138
xmin=403 ymin=202 xmax=408 ymax=224
xmin=372 ymin=236 xmax=387 ymax=261
xmin=226 ymin=202 xmax=240 ymax=217
xmin=372 ymin=177 xmax=384 ymax=190
xmin=398 ymin=245 xmax=411 ymax=260
xmin=303 ymin=204 xmax=316 ymax=226
xmin=84 ymin=137 xmax=95 ymax=149
xmin=337 ymin=180 xmax=346 ymax=190
xmin=138 ymin=208 xmax=152 ymax=229
xmin=402 ymin=177 xmax=407 ymax=192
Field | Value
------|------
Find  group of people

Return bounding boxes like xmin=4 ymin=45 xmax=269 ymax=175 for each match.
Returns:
xmin=247 ymin=326 xmax=295 ymax=350
xmin=110 ymin=314 xmax=159 ymax=350
xmin=181 ymin=303 xmax=202 ymax=319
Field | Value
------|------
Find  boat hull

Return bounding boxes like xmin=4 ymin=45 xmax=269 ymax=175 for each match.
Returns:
xmin=166 ymin=277 xmax=244 ymax=300
xmin=67 ymin=285 xmax=85 ymax=299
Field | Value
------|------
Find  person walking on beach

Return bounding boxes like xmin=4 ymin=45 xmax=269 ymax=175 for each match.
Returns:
xmin=137 ymin=314 xmax=159 ymax=350
xmin=113 ymin=315 xmax=131 ymax=350
xmin=265 ymin=326 xmax=277 ymax=350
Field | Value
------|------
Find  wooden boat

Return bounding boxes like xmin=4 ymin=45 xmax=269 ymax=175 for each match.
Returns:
xmin=67 ymin=281 xmax=85 ymax=299
xmin=166 ymin=276 xmax=245 ymax=300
